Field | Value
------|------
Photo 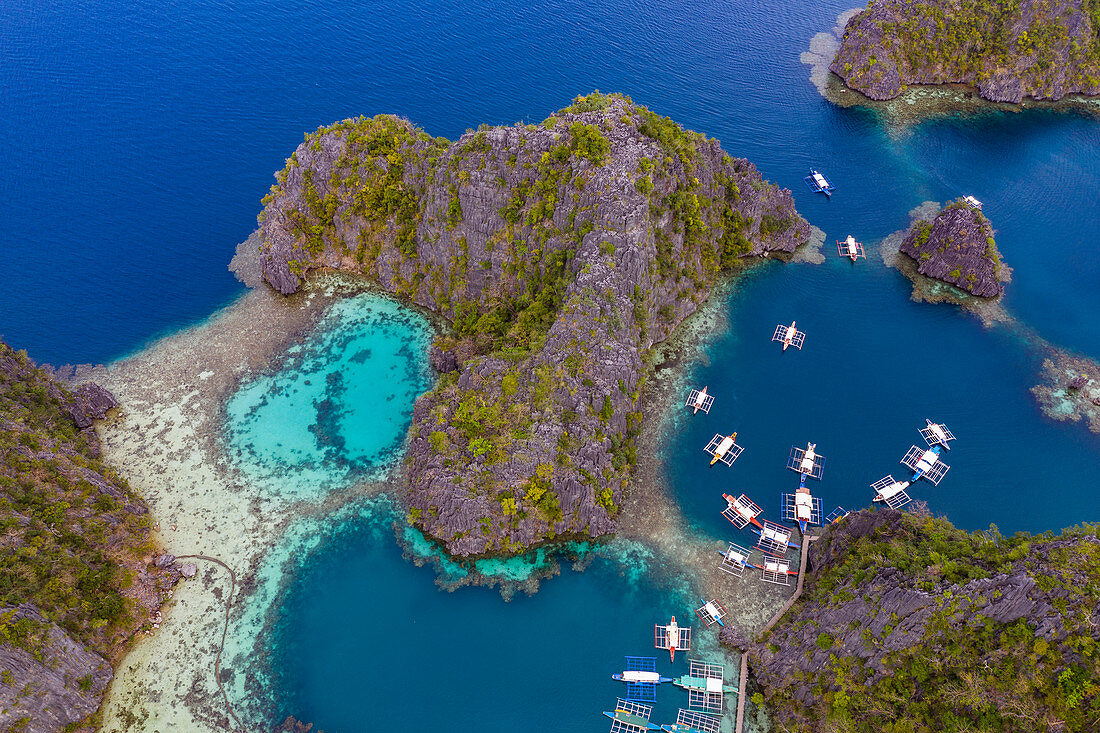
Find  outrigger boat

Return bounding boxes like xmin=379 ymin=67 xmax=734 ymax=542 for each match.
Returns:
xmin=720 ymin=492 xmax=763 ymax=529
xmin=659 ymin=709 xmax=721 ymax=733
xmin=871 ymin=475 xmax=913 ymax=509
xmin=685 ymin=386 xmax=714 ymax=415
xmin=900 ymin=444 xmax=950 ymax=486
xmin=603 ymin=699 xmax=661 ymax=732
xmin=837 ymin=234 xmax=865 ymax=261
xmin=672 ymin=661 xmax=737 ymax=714
xmin=920 ymin=419 xmax=955 ymax=450
xmin=825 ymin=506 xmax=849 ymax=524
xmin=772 ymin=321 xmax=805 ymax=351
xmin=694 ymin=598 xmax=727 ymax=628
xmin=804 ymin=169 xmax=835 ymax=197
xmin=755 ymin=557 xmax=798 ymax=586
xmin=782 ymin=484 xmax=822 ymax=533
xmin=612 ymin=657 xmax=672 ymax=702
xmin=655 ymin=617 xmax=692 ymax=662
xmin=717 ymin=542 xmax=752 ymax=577
xmin=704 ymin=432 xmax=743 ymax=467
xmin=752 ymin=519 xmax=798 ymax=556
xmin=787 ymin=442 xmax=825 ymax=487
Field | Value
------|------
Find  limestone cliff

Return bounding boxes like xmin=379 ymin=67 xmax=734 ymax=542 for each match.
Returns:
xmin=248 ymin=93 xmax=810 ymax=556
xmin=831 ymin=0 xmax=1100 ymax=103
xmin=748 ymin=510 xmax=1100 ymax=731
xmin=900 ymin=199 xmax=1008 ymax=297
xmin=0 ymin=342 xmax=178 ymax=732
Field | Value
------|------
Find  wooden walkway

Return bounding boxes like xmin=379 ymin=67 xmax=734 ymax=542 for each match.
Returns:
xmin=734 ymin=534 xmax=818 ymax=733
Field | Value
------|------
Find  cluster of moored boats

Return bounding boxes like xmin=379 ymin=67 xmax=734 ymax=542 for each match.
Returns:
xmin=604 ymin=647 xmax=738 ymax=733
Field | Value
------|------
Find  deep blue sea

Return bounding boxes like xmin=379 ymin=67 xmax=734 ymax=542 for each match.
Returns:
xmin=5 ymin=0 xmax=1100 ymax=730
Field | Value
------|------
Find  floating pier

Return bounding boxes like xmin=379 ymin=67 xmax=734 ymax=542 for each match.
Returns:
xmin=604 ymin=698 xmax=660 ymax=732
xmin=660 ymin=709 xmax=721 ymax=733
xmin=753 ymin=519 xmax=795 ymax=557
xmin=782 ymin=487 xmax=822 ymax=532
xmin=694 ymin=598 xmax=727 ymax=628
xmin=685 ymin=386 xmax=714 ymax=415
xmin=758 ymin=557 xmax=796 ymax=586
xmin=717 ymin=542 xmax=753 ymax=577
xmin=901 ymin=444 xmax=950 ymax=485
xmin=920 ymin=419 xmax=955 ymax=450
xmin=655 ymin=617 xmax=692 ymax=662
xmin=871 ymin=475 xmax=913 ymax=508
xmin=837 ymin=235 xmax=865 ymax=261
xmin=721 ymin=493 xmax=762 ymax=529
xmin=803 ymin=169 xmax=834 ymax=197
xmin=673 ymin=660 xmax=736 ymax=713
xmin=704 ymin=433 xmax=743 ymax=467
xmin=772 ymin=321 xmax=805 ymax=351
xmin=613 ymin=657 xmax=672 ymax=703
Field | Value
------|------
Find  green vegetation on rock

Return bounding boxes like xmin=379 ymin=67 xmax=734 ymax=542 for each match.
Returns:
xmin=756 ymin=510 xmax=1100 ymax=732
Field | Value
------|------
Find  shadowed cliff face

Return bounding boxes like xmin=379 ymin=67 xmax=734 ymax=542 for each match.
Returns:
xmin=249 ymin=93 xmax=810 ymax=557
xmin=831 ymin=0 xmax=1100 ymax=103
xmin=747 ymin=510 xmax=1100 ymax=731
xmin=900 ymin=200 xmax=1008 ymax=298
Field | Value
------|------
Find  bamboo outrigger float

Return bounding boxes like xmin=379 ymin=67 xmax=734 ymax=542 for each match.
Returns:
xmin=612 ymin=657 xmax=672 ymax=702
xmin=721 ymin=492 xmax=763 ymax=529
xmin=685 ymin=386 xmax=714 ymax=415
xmin=772 ymin=321 xmax=805 ymax=351
xmin=655 ymin=617 xmax=692 ymax=662
xmin=837 ymin=234 xmax=865 ymax=261
xmin=704 ymin=433 xmax=743 ymax=466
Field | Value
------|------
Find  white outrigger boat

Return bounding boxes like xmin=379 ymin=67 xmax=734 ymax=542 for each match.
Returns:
xmin=772 ymin=321 xmax=805 ymax=351
xmin=871 ymin=475 xmax=913 ymax=509
xmin=694 ymin=598 xmax=727 ymax=628
xmin=919 ymin=419 xmax=955 ymax=450
xmin=685 ymin=386 xmax=714 ymax=415
xmin=901 ymin=444 xmax=950 ymax=485
xmin=755 ymin=557 xmax=798 ymax=586
xmin=612 ymin=656 xmax=672 ymax=703
xmin=659 ymin=709 xmax=721 ymax=733
xmin=720 ymin=492 xmax=763 ymax=529
xmin=782 ymin=485 xmax=822 ymax=533
xmin=837 ymin=234 xmax=865 ymax=261
xmin=704 ymin=432 xmax=743 ymax=467
xmin=654 ymin=617 xmax=692 ymax=662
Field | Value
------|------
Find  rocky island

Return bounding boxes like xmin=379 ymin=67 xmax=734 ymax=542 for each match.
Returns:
xmin=899 ymin=198 xmax=1008 ymax=298
xmin=746 ymin=509 xmax=1100 ymax=731
xmin=248 ymin=92 xmax=810 ymax=557
xmin=831 ymin=0 xmax=1100 ymax=103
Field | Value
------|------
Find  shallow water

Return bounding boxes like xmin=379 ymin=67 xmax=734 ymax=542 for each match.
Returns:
xmin=224 ymin=294 xmax=433 ymax=498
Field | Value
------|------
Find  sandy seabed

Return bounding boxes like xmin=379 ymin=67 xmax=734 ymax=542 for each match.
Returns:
xmin=93 ymin=276 xmax=399 ymax=732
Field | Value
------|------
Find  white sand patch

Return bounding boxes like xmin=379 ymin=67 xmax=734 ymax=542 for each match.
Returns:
xmin=94 ymin=276 xmax=402 ymax=732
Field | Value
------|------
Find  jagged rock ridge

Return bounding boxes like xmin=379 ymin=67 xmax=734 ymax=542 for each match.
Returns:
xmin=250 ymin=93 xmax=810 ymax=556
xmin=747 ymin=509 xmax=1100 ymax=731
xmin=831 ymin=0 xmax=1100 ymax=102
xmin=900 ymin=198 xmax=1008 ymax=297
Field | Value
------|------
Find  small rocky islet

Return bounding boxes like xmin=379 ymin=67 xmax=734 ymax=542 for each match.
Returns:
xmin=899 ymin=198 xmax=1009 ymax=298
xmin=830 ymin=0 xmax=1100 ymax=103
